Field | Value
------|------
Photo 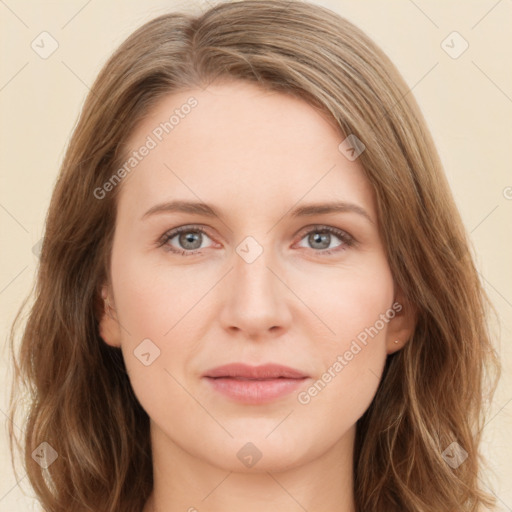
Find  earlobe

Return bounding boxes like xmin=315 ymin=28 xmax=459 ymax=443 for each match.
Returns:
xmin=386 ymin=289 xmax=417 ymax=355
xmin=388 ymin=336 xmax=410 ymax=354
xmin=98 ymin=285 xmax=122 ymax=348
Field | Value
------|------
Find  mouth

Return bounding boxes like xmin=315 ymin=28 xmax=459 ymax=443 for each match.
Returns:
xmin=202 ymin=363 xmax=309 ymax=404
xmin=203 ymin=362 xmax=308 ymax=379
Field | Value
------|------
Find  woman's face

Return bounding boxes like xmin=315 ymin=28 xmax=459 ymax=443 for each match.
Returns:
xmin=99 ymin=80 xmax=413 ymax=473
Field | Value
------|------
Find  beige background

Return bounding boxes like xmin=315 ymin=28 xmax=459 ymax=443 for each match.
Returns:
xmin=1 ymin=0 xmax=511 ymax=510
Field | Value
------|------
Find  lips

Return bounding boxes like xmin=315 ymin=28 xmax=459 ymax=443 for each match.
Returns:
xmin=202 ymin=363 xmax=308 ymax=380
xmin=202 ymin=363 xmax=309 ymax=404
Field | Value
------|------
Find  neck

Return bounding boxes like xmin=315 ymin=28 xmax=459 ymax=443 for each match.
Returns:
xmin=143 ymin=421 xmax=357 ymax=512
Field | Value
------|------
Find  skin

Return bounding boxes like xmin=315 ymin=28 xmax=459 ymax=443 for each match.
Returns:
xmin=99 ymin=80 xmax=415 ymax=512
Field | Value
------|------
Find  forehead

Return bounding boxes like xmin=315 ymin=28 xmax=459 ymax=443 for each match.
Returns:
xmin=118 ymin=80 xmax=375 ymax=222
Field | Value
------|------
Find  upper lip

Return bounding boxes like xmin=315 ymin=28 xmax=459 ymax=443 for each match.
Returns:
xmin=202 ymin=363 xmax=308 ymax=380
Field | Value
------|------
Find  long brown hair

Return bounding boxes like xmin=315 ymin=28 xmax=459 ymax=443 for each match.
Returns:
xmin=9 ymin=1 xmax=501 ymax=510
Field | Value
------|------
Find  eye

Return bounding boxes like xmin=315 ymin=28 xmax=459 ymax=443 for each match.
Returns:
xmin=158 ymin=224 xmax=355 ymax=257
xmin=295 ymin=225 xmax=354 ymax=255
xmin=158 ymin=225 xmax=215 ymax=256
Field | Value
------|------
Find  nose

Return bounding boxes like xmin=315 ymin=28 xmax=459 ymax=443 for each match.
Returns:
xmin=218 ymin=241 xmax=292 ymax=339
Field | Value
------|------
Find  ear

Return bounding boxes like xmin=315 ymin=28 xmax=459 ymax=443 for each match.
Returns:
xmin=385 ymin=286 xmax=417 ymax=355
xmin=98 ymin=284 xmax=122 ymax=348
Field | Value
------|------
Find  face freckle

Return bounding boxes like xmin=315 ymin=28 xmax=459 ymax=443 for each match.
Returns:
xmin=99 ymin=80 xmax=411 ymax=478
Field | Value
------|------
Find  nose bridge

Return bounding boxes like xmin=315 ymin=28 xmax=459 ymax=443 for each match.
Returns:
xmin=219 ymin=232 xmax=291 ymax=335
xmin=233 ymin=233 xmax=278 ymax=300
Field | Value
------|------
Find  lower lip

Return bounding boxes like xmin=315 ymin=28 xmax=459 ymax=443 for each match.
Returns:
xmin=204 ymin=377 xmax=308 ymax=404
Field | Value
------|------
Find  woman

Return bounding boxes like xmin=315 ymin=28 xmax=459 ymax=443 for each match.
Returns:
xmin=9 ymin=1 xmax=501 ymax=511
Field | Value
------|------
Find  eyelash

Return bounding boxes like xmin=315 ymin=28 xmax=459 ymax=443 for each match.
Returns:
xmin=157 ymin=224 xmax=355 ymax=257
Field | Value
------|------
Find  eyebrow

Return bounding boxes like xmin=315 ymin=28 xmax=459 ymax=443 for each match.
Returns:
xmin=141 ymin=200 xmax=373 ymax=224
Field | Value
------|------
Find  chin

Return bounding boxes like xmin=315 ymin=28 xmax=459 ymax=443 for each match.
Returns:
xmin=197 ymin=434 xmax=314 ymax=474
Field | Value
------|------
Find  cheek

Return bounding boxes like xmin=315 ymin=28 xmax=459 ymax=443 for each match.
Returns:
xmin=294 ymin=259 xmax=393 ymax=412
xmin=299 ymin=255 xmax=394 ymax=346
xmin=109 ymin=247 xmax=210 ymax=410
xmin=111 ymin=244 xmax=211 ymax=340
